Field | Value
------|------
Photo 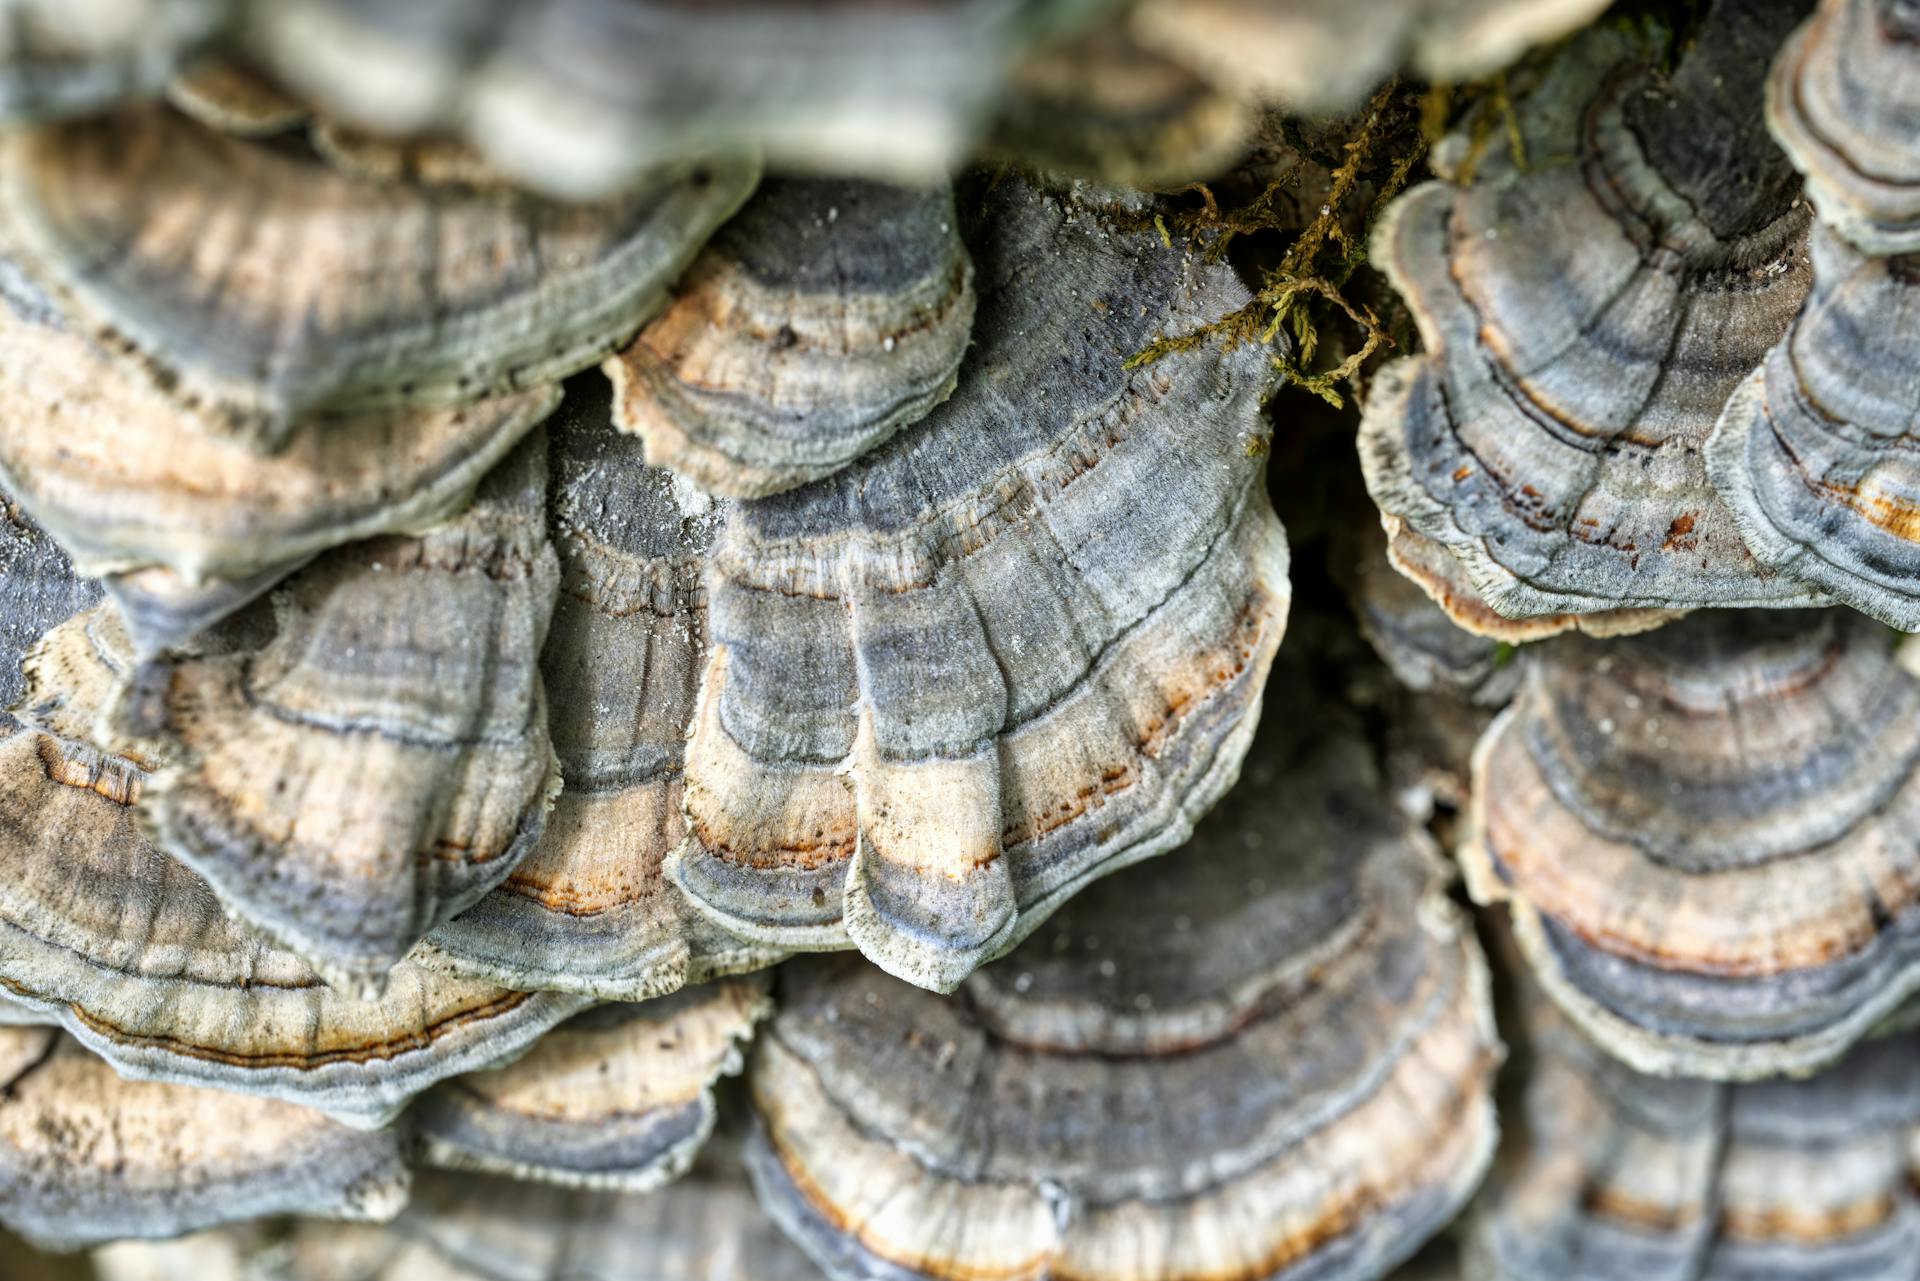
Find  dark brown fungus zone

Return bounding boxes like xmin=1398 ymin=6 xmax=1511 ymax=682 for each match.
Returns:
xmin=1473 ymin=996 xmax=1920 ymax=1281
xmin=1767 ymin=0 xmax=1920 ymax=254
xmin=426 ymin=385 xmax=786 ymax=1002
xmin=745 ymin=700 xmax=1501 ymax=1281
xmin=1708 ymin=224 xmax=1920 ymax=631
xmin=93 ymin=437 xmax=561 ymax=994
xmin=0 ymin=1025 xmax=410 ymax=1252
xmin=1359 ymin=0 xmax=1824 ymax=624
xmin=669 ymin=175 xmax=1290 ymax=993
xmin=0 ymin=104 xmax=755 ymax=449
xmin=606 ymin=178 xmax=977 ymax=500
xmin=1465 ymin=607 xmax=1920 ymax=1079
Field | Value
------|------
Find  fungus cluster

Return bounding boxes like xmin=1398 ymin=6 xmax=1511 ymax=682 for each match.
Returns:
xmin=0 ymin=3 xmax=1916 ymax=1281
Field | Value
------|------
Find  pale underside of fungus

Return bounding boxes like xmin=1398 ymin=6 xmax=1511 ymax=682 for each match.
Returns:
xmin=670 ymin=175 xmax=1291 ymax=993
xmin=0 ymin=1024 xmax=409 ymax=1252
xmin=0 ymin=263 xmax=562 ymax=647
xmin=1767 ymin=0 xmax=1920 ymax=255
xmin=414 ymin=977 xmax=770 ymax=1193
xmin=1707 ymin=224 xmax=1920 ymax=630
xmin=237 ymin=0 xmax=1120 ymax=199
xmin=0 ymin=103 xmax=757 ymax=448
xmin=1358 ymin=0 xmax=1827 ymax=623
xmin=606 ymin=177 xmax=977 ymax=500
xmin=1128 ymin=0 xmax=1612 ymax=114
xmin=748 ymin=697 xmax=1500 ymax=1281
xmin=426 ymin=385 xmax=786 ymax=1002
xmin=1465 ymin=607 xmax=1920 ymax=1080
xmin=0 ymin=0 xmax=230 ymax=122
xmin=100 ymin=436 xmax=561 ymax=993
xmin=1474 ymin=998 xmax=1920 ymax=1281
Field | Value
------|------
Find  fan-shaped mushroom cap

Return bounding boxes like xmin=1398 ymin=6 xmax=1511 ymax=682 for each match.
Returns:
xmin=0 ymin=0 xmax=229 ymax=122
xmin=1472 ymin=1003 xmax=1920 ymax=1281
xmin=1342 ymin=517 xmax=1520 ymax=705
xmin=0 ymin=105 xmax=756 ymax=451
xmin=414 ymin=976 xmax=770 ymax=1192
xmin=0 ymin=269 xmax=561 ymax=644
xmin=669 ymin=176 xmax=1290 ymax=993
xmin=0 ymin=502 xmax=99 ymax=734
xmin=1129 ymin=0 xmax=1610 ymax=114
xmin=237 ymin=0 xmax=1114 ymax=200
xmin=96 ymin=436 xmax=560 ymax=992
xmin=606 ymin=178 xmax=976 ymax=500
xmin=0 ymin=719 xmax=589 ymax=1127
xmin=986 ymin=21 xmax=1254 ymax=189
xmin=427 ymin=389 xmax=782 ymax=1001
xmin=1380 ymin=518 xmax=1684 ymax=645
xmin=1767 ymin=0 xmax=1920 ymax=254
xmin=746 ymin=705 xmax=1502 ymax=1281
xmin=165 ymin=60 xmax=305 ymax=136
xmin=1464 ymin=607 xmax=1920 ymax=1080
xmin=1358 ymin=5 xmax=1822 ymax=624
xmin=1706 ymin=226 xmax=1920 ymax=631
xmin=0 ymin=1025 xmax=408 ymax=1251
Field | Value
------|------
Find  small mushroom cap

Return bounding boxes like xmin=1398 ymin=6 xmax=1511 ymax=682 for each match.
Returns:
xmin=1340 ymin=516 xmax=1521 ymax=705
xmin=165 ymin=59 xmax=306 ymax=136
xmin=669 ymin=176 xmax=1290 ymax=993
xmin=427 ymin=385 xmax=783 ymax=1001
xmin=0 ymin=266 xmax=561 ymax=620
xmin=0 ymin=0 xmax=229 ymax=122
xmin=1464 ymin=607 xmax=1920 ymax=1080
xmin=238 ymin=0 xmax=1116 ymax=199
xmin=1358 ymin=6 xmax=1822 ymax=623
xmin=746 ymin=701 xmax=1501 ymax=1281
xmin=1707 ymin=225 xmax=1920 ymax=630
xmin=985 ymin=20 xmax=1255 ymax=189
xmin=0 ymin=105 xmax=756 ymax=449
xmin=414 ymin=976 xmax=771 ymax=1192
xmin=1380 ymin=517 xmax=1685 ymax=645
xmin=1767 ymin=0 xmax=1920 ymax=254
xmin=1129 ymin=0 xmax=1610 ymax=113
xmin=606 ymin=178 xmax=976 ymax=499
xmin=103 ymin=436 xmax=560 ymax=991
xmin=1473 ymin=1000 xmax=1920 ymax=1281
xmin=0 ymin=1025 xmax=409 ymax=1251
xmin=0 ymin=715 xmax=589 ymax=1127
